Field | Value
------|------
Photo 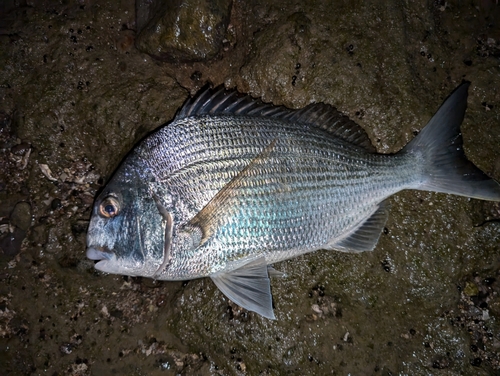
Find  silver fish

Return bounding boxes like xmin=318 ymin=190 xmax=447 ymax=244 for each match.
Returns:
xmin=86 ymin=83 xmax=500 ymax=319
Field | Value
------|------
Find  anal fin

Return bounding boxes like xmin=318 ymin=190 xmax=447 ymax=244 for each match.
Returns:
xmin=327 ymin=200 xmax=390 ymax=253
xmin=210 ymin=256 xmax=275 ymax=319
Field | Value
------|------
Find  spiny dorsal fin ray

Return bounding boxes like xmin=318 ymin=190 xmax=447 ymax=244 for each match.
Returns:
xmin=176 ymin=86 xmax=375 ymax=152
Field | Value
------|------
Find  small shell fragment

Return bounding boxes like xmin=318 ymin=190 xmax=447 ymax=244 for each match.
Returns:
xmin=311 ymin=304 xmax=322 ymax=314
xmin=20 ymin=148 xmax=31 ymax=170
xmin=39 ymin=163 xmax=58 ymax=181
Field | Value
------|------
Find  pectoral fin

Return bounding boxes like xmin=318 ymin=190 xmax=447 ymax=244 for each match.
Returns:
xmin=210 ymin=256 xmax=275 ymax=320
xmin=188 ymin=140 xmax=277 ymax=246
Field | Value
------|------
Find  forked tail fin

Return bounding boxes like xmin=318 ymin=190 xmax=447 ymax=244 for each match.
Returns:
xmin=402 ymin=82 xmax=500 ymax=201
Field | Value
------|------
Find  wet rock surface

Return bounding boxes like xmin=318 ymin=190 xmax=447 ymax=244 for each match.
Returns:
xmin=0 ymin=1 xmax=500 ymax=375
xmin=136 ymin=0 xmax=233 ymax=62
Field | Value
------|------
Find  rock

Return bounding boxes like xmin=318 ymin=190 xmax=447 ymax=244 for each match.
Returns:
xmin=135 ymin=0 xmax=165 ymax=33
xmin=136 ymin=0 xmax=232 ymax=62
xmin=0 ymin=193 xmax=26 ymax=218
xmin=0 ymin=227 xmax=25 ymax=257
xmin=10 ymin=202 xmax=31 ymax=231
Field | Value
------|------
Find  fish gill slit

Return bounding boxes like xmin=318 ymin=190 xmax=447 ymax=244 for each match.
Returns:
xmin=153 ymin=211 xmax=173 ymax=278
xmin=136 ymin=215 xmax=146 ymax=266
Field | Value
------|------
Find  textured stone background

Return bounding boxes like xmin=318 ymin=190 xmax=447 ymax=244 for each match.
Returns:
xmin=1 ymin=0 xmax=500 ymax=375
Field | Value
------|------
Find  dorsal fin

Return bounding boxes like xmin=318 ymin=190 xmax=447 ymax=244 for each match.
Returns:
xmin=176 ymin=86 xmax=375 ymax=152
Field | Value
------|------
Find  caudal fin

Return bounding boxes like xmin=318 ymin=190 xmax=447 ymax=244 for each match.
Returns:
xmin=402 ymin=82 xmax=500 ymax=201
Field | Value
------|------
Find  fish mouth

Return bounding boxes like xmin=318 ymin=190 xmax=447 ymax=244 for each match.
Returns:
xmin=86 ymin=247 xmax=116 ymax=272
xmin=86 ymin=247 xmax=113 ymax=261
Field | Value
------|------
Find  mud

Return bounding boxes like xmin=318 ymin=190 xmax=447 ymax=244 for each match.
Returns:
xmin=1 ymin=1 xmax=500 ymax=375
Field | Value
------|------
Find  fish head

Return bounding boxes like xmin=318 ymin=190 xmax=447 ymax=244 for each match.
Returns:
xmin=86 ymin=159 xmax=165 ymax=277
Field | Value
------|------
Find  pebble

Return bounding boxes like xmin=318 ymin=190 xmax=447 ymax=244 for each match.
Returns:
xmin=51 ymin=198 xmax=62 ymax=210
xmin=0 ymin=227 xmax=25 ymax=256
xmin=60 ymin=343 xmax=73 ymax=355
xmin=10 ymin=202 xmax=31 ymax=231
xmin=10 ymin=142 xmax=30 ymax=155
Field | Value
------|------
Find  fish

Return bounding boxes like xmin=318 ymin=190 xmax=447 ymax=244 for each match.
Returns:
xmin=86 ymin=82 xmax=500 ymax=319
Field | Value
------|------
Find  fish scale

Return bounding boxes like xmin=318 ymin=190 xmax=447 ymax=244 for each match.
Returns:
xmin=87 ymin=84 xmax=500 ymax=319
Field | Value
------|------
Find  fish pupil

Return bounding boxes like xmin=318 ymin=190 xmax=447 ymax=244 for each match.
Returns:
xmin=105 ymin=204 xmax=116 ymax=215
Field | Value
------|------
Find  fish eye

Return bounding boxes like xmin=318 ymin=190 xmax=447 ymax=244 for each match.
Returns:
xmin=99 ymin=196 xmax=120 ymax=218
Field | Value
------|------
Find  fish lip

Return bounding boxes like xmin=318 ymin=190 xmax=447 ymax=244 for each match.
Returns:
xmin=86 ymin=247 xmax=113 ymax=261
